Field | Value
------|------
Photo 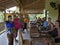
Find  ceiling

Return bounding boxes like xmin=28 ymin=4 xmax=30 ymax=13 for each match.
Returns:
xmin=0 ymin=0 xmax=45 ymax=12
xmin=0 ymin=0 xmax=18 ymax=10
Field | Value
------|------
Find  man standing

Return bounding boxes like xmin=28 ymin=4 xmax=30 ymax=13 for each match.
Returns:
xmin=6 ymin=15 xmax=14 ymax=45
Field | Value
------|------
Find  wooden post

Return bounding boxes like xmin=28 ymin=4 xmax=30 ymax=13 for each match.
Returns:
xmin=18 ymin=7 xmax=24 ymax=45
xmin=58 ymin=5 xmax=60 ymax=20
xmin=45 ymin=10 xmax=47 ymax=20
xmin=4 ymin=10 xmax=6 ymax=21
xmin=18 ymin=1 xmax=29 ymax=44
xmin=18 ymin=30 xmax=23 ymax=45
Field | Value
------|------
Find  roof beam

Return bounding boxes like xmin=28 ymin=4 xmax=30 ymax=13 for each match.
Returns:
xmin=15 ymin=0 xmax=23 ymax=8
xmin=0 ymin=0 xmax=17 ymax=9
xmin=24 ymin=0 xmax=41 ymax=8
xmin=12 ymin=0 xmax=19 ymax=6
xmin=0 ymin=0 xmax=16 ymax=5
xmin=15 ymin=0 xmax=26 ymax=13
xmin=0 ymin=0 xmax=9 ymax=3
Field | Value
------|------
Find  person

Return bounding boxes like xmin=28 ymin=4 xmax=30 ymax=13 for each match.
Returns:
xmin=46 ymin=17 xmax=54 ymax=31
xmin=5 ymin=15 xmax=14 ymax=45
xmin=37 ymin=17 xmax=41 ymax=23
xmin=41 ymin=18 xmax=44 ymax=23
xmin=43 ymin=17 xmax=48 ymax=29
xmin=23 ymin=17 xmax=29 ymax=33
xmin=19 ymin=17 xmax=23 ymax=32
xmin=41 ymin=18 xmax=44 ymax=26
xmin=37 ymin=17 xmax=42 ymax=26
xmin=45 ymin=20 xmax=60 ymax=45
xmin=49 ymin=20 xmax=60 ymax=43
xmin=13 ymin=15 xmax=22 ymax=41
xmin=54 ymin=20 xmax=60 ymax=42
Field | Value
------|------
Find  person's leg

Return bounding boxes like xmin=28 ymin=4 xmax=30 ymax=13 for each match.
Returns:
xmin=10 ymin=34 xmax=13 ymax=45
xmin=25 ymin=23 xmax=27 ymax=29
xmin=23 ymin=23 xmax=25 ymax=30
xmin=25 ymin=23 xmax=28 ymax=33
xmin=7 ymin=34 xmax=10 ymax=45
xmin=15 ymin=29 xmax=18 ymax=38
xmin=14 ymin=29 xmax=18 ymax=42
xmin=22 ymin=23 xmax=26 ymax=33
xmin=7 ymin=34 xmax=13 ymax=45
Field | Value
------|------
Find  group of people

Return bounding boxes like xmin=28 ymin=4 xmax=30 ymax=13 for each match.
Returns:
xmin=37 ymin=17 xmax=54 ymax=31
xmin=37 ymin=17 xmax=60 ymax=44
xmin=5 ymin=15 xmax=60 ymax=45
xmin=5 ymin=15 xmax=28 ymax=45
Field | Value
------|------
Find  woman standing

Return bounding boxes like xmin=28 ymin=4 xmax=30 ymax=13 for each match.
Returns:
xmin=6 ymin=15 xmax=14 ymax=45
xmin=13 ymin=15 xmax=22 ymax=41
xmin=23 ymin=18 xmax=29 ymax=33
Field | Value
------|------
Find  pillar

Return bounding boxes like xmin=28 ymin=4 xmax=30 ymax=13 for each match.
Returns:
xmin=4 ymin=10 xmax=6 ymax=21
xmin=18 ymin=30 xmax=23 ymax=45
xmin=58 ymin=5 xmax=60 ymax=20
xmin=45 ymin=10 xmax=48 ymax=20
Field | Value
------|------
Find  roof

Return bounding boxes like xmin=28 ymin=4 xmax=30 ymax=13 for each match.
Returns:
xmin=0 ymin=0 xmax=45 ymax=13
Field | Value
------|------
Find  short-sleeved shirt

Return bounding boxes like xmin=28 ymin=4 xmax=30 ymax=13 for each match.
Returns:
xmin=6 ymin=21 xmax=14 ymax=34
xmin=19 ymin=19 xmax=23 ymax=23
xmin=6 ymin=21 xmax=14 ymax=28
xmin=43 ymin=21 xmax=48 ymax=28
xmin=14 ymin=18 xmax=22 ymax=30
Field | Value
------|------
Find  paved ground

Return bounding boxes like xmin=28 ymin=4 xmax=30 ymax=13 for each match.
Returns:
xmin=0 ymin=32 xmax=8 ymax=45
xmin=0 ymin=30 xmax=30 ymax=45
xmin=0 ymin=31 xmax=18 ymax=45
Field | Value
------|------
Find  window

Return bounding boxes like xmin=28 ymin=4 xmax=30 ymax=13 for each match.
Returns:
xmin=28 ymin=14 xmax=45 ymax=21
xmin=36 ymin=14 xmax=45 ymax=18
xmin=29 ymin=14 xmax=36 ymax=21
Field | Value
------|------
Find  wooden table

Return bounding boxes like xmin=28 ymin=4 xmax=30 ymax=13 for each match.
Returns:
xmin=39 ymin=31 xmax=55 ymax=45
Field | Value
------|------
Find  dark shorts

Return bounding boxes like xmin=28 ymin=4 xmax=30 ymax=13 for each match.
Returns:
xmin=7 ymin=29 xmax=12 ymax=35
xmin=14 ymin=29 xmax=18 ymax=38
xmin=23 ymin=23 xmax=27 ymax=29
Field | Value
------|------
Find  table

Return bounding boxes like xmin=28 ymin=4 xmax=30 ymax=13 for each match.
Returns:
xmin=39 ymin=31 xmax=55 ymax=45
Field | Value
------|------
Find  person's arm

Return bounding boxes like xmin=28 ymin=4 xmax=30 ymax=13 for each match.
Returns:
xmin=51 ymin=24 xmax=54 ymax=31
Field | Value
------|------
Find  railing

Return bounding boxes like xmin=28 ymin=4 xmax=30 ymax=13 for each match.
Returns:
xmin=0 ymin=22 xmax=5 ymax=32
xmin=0 ymin=29 xmax=6 ymax=35
xmin=0 ymin=22 xmax=5 ymax=35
